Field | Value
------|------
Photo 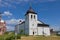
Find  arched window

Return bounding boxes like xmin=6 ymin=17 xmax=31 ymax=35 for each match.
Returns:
xmin=31 ymin=15 xmax=32 ymax=19
xmin=34 ymin=15 xmax=35 ymax=19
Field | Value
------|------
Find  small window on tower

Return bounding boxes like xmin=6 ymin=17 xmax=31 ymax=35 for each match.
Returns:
xmin=34 ymin=15 xmax=35 ymax=19
xmin=31 ymin=15 xmax=32 ymax=19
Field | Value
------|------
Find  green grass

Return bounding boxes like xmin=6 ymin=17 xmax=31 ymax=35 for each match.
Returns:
xmin=0 ymin=32 xmax=21 ymax=40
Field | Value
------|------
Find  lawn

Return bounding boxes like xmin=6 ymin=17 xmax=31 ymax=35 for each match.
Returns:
xmin=20 ymin=36 xmax=60 ymax=40
xmin=0 ymin=32 xmax=60 ymax=40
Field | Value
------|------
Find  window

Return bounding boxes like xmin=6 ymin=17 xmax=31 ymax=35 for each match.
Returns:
xmin=34 ymin=15 xmax=35 ymax=19
xmin=31 ymin=15 xmax=32 ymax=19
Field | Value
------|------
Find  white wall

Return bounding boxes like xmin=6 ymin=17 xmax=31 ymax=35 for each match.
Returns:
xmin=38 ymin=27 xmax=43 ymax=35
xmin=37 ymin=27 xmax=50 ymax=36
xmin=28 ymin=13 xmax=37 ymax=35
xmin=19 ymin=23 xmax=25 ymax=34
xmin=43 ymin=27 xmax=50 ymax=36
xmin=25 ymin=14 xmax=29 ymax=35
xmin=15 ymin=25 xmax=20 ymax=33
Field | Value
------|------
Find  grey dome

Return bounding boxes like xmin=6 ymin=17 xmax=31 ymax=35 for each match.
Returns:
xmin=25 ymin=7 xmax=37 ymax=15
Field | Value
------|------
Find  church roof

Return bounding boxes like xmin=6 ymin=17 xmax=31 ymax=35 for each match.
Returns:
xmin=19 ymin=21 xmax=25 ymax=25
xmin=38 ymin=23 xmax=49 ymax=27
xmin=27 ymin=7 xmax=35 ymax=12
xmin=25 ymin=7 xmax=37 ymax=15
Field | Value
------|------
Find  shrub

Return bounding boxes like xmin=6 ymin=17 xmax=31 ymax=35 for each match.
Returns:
xmin=0 ymin=32 xmax=21 ymax=40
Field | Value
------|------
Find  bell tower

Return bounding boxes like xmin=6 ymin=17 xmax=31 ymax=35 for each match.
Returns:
xmin=25 ymin=7 xmax=38 ymax=35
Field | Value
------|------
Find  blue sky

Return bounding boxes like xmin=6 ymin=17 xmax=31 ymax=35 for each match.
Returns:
xmin=0 ymin=0 xmax=60 ymax=31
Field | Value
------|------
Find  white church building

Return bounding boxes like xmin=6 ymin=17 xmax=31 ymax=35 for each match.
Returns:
xmin=15 ymin=7 xmax=50 ymax=36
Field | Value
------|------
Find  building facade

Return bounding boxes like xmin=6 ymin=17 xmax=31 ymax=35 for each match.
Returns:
xmin=0 ymin=13 xmax=6 ymax=35
xmin=15 ymin=7 xmax=50 ymax=36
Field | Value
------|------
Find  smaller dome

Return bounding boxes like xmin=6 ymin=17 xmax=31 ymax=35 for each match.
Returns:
xmin=0 ymin=20 xmax=4 ymax=23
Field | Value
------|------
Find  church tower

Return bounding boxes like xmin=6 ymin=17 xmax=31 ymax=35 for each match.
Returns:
xmin=25 ymin=7 xmax=38 ymax=35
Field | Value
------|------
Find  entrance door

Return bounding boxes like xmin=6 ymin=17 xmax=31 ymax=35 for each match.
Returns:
xmin=33 ymin=30 xmax=37 ymax=35
xmin=33 ymin=32 xmax=34 ymax=35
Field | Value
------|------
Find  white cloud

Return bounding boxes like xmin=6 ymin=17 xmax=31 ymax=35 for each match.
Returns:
xmin=6 ymin=19 xmax=25 ymax=31
xmin=6 ymin=19 xmax=25 ymax=25
xmin=0 ymin=0 xmax=57 ymax=8
xmin=6 ymin=26 xmax=14 ymax=31
xmin=50 ymin=26 xmax=60 ymax=31
xmin=0 ymin=0 xmax=16 ymax=8
xmin=2 ymin=11 xmax=12 ymax=16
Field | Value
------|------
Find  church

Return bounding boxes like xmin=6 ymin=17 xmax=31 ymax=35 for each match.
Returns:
xmin=15 ymin=7 xmax=50 ymax=36
xmin=0 ymin=13 xmax=6 ymax=35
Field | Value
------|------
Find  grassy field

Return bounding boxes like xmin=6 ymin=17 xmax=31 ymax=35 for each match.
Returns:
xmin=19 ymin=36 xmax=60 ymax=40
xmin=0 ymin=32 xmax=60 ymax=40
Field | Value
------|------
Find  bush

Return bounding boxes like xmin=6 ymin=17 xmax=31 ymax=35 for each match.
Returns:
xmin=5 ymin=34 xmax=15 ymax=40
xmin=16 ymin=34 xmax=21 ymax=39
xmin=0 ymin=32 xmax=21 ymax=40
xmin=56 ymin=34 xmax=60 ymax=36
